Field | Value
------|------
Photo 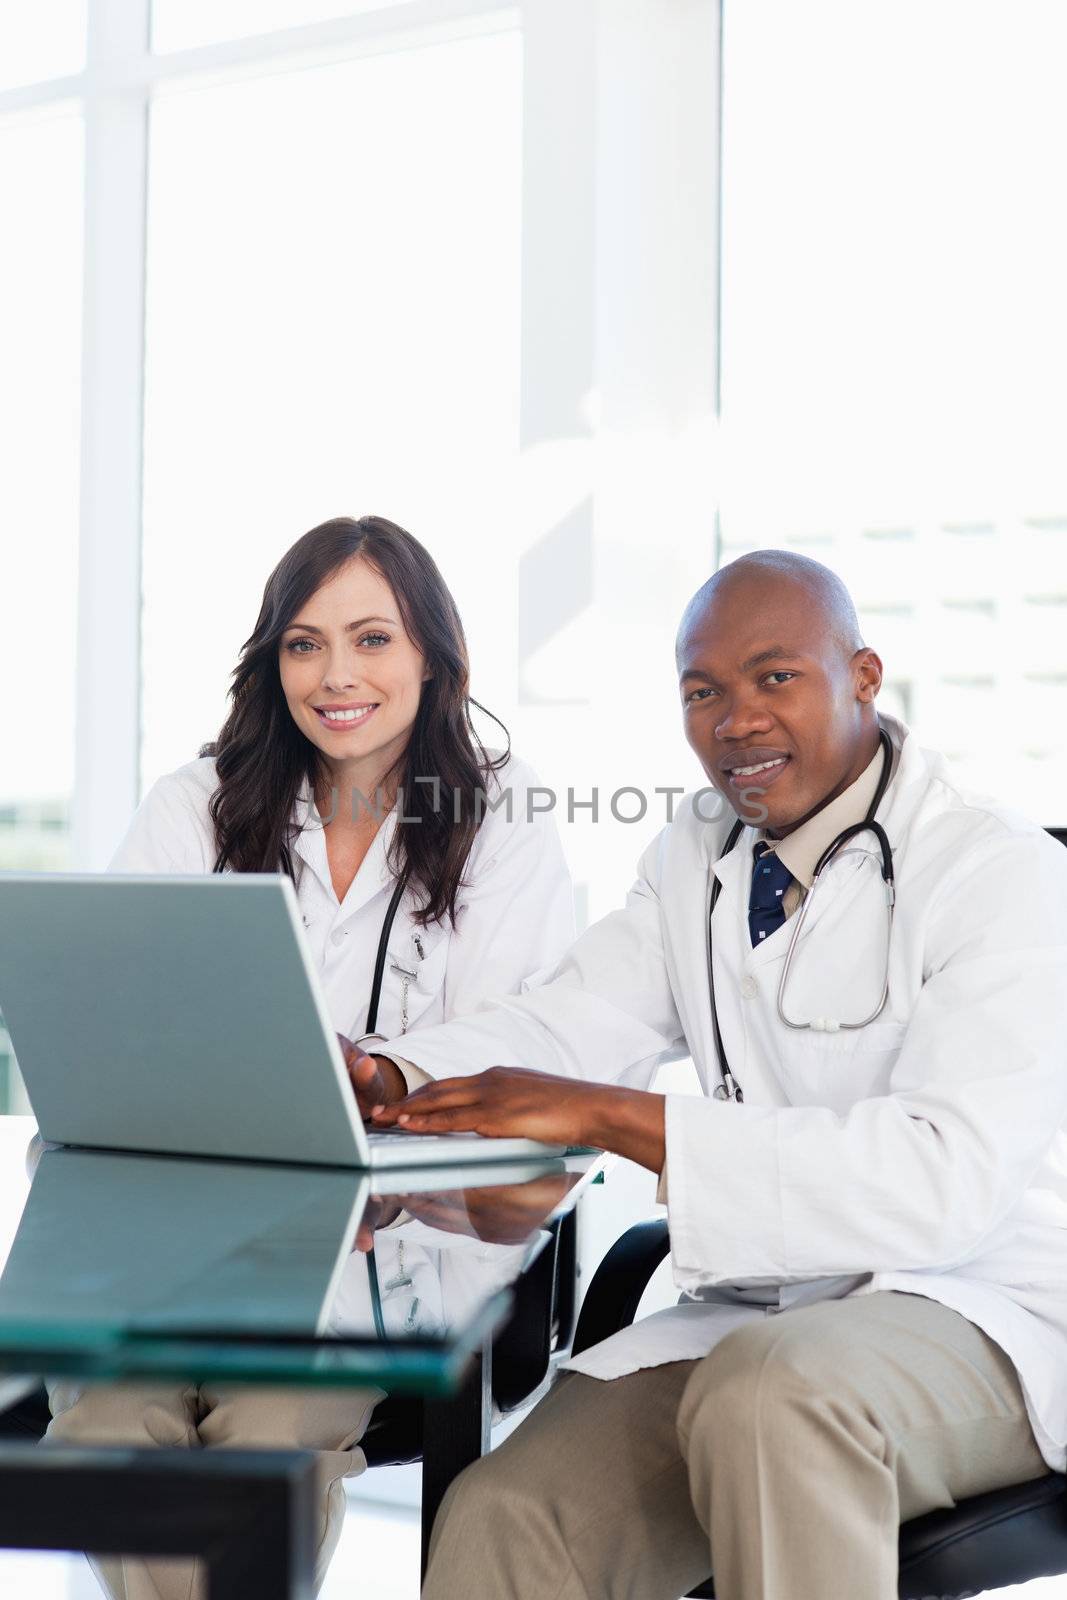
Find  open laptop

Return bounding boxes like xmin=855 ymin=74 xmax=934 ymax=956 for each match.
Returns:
xmin=0 ymin=874 xmax=565 ymax=1169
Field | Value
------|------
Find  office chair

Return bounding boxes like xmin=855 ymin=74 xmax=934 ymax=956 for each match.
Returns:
xmin=570 ymin=825 xmax=1067 ymax=1600
xmin=572 ymin=1220 xmax=1067 ymax=1599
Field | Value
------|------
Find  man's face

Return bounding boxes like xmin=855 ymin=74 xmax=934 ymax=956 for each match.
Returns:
xmin=677 ymin=578 xmax=882 ymax=835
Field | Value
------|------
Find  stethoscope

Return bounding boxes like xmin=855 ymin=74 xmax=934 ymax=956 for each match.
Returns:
xmin=363 ymin=872 xmax=418 ymax=1038
xmin=708 ymin=726 xmax=896 ymax=1104
xmin=362 ymin=872 xmax=416 ymax=1341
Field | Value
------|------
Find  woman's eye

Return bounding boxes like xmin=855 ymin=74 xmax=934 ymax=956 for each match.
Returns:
xmin=285 ymin=638 xmax=318 ymax=655
xmin=360 ymin=632 xmax=390 ymax=648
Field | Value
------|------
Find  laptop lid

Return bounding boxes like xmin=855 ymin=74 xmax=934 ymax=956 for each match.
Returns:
xmin=0 ymin=874 xmax=371 ymax=1168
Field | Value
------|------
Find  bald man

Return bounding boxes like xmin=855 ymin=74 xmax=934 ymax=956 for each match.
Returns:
xmin=360 ymin=551 xmax=1067 ymax=1600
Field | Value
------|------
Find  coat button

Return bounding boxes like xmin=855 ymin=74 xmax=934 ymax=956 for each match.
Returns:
xmin=741 ymin=975 xmax=759 ymax=1000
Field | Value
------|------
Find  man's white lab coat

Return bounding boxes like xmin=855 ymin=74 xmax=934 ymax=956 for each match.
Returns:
xmin=385 ymin=716 xmax=1067 ymax=1470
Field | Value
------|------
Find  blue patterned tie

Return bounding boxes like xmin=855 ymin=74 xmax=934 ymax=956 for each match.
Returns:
xmin=748 ymin=843 xmax=795 ymax=947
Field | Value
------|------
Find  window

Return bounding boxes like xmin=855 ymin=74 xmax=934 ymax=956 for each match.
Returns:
xmin=140 ymin=30 xmax=523 ymax=787
xmin=0 ymin=1 xmax=86 ymax=92
xmin=719 ymin=0 xmax=1067 ymax=819
xmin=0 ymin=108 xmax=83 ymax=1111
xmin=151 ymin=0 xmax=410 ymax=55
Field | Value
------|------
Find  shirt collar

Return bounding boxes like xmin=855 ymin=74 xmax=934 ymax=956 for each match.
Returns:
xmin=759 ymin=732 xmax=890 ymax=889
xmin=291 ymin=783 xmax=398 ymax=909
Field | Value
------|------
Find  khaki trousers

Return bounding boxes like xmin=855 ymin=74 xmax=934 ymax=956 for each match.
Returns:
xmin=44 ymin=1380 xmax=384 ymax=1600
xmin=424 ymin=1291 xmax=1051 ymax=1600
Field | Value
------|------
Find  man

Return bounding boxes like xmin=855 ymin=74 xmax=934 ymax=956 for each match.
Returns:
xmin=350 ymin=551 xmax=1067 ymax=1600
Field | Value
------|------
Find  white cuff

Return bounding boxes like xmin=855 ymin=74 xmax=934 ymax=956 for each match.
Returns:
xmin=375 ymin=1052 xmax=433 ymax=1094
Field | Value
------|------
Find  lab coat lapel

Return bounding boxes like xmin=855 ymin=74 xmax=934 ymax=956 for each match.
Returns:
xmin=746 ymin=715 xmax=924 ymax=972
xmin=709 ymin=820 xmax=757 ymax=912
xmin=748 ymin=848 xmax=870 ymax=971
xmin=663 ymin=815 xmax=748 ymax=1087
xmin=291 ymin=789 xmax=332 ymax=897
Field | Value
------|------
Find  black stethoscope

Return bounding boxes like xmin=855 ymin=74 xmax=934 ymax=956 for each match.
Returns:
xmin=363 ymin=872 xmax=411 ymax=1341
xmin=708 ymin=726 xmax=896 ymax=1104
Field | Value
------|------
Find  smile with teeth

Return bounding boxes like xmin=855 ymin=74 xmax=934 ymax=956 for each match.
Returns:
xmin=315 ymin=705 xmax=378 ymax=725
xmin=733 ymin=758 xmax=785 ymax=777
xmin=726 ymin=755 xmax=789 ymax=788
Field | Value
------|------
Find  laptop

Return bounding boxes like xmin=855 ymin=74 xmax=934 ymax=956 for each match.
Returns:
xmin=0 ymin=874 xmax=565 ymax=1170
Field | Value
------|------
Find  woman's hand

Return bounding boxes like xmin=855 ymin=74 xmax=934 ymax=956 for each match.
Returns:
xmin=351 ymin=1194 xmax=405 ymax=1251
xmin=337 ymin=1035 xmax=408 ymax=1122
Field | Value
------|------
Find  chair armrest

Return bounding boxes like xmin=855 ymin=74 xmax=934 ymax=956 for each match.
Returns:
xmin=492 ymin=1217 xmax=564 ymax=1413
xmin=0 ymin=1384 xmax=51 ymax=1441
xmin=571 ymin=1218 xmax=671 ymax=1356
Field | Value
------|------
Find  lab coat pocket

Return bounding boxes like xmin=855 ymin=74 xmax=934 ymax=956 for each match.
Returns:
xmin=383 ymin=920 xmax=451 ymax=1034
xmin=784 ymin=1020 xmax=908 ymax=1112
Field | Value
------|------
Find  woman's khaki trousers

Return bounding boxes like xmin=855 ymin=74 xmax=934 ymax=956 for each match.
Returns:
xmin=424 ymin=1291 xmax=1052 ymax=1600
xmin=44 ymin=1380 xmax=383 ymax=1600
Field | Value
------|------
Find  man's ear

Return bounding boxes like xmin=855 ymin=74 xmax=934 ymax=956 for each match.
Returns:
xmin=854 ymin=647 xmax=883 ymax=703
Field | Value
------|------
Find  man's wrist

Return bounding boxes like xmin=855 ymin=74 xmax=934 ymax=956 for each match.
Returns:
xmin=582 ymin=1084 xmax=667 ymax=1174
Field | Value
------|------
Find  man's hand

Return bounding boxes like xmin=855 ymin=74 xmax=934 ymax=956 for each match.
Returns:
xmin=337 ymin=1035 xmax=408 ymax=1123
xmin=370 ymin=1066 xmax=667 ymax=1174
xmin=392 ymin=1172 xmax=579 ymax=1244
xmin=371 ymin=1065 xmax=592 ymax=1144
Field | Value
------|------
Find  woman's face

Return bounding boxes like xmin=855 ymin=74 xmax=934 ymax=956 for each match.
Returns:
xmin=278 ymin=556 xmax=431 ymax=786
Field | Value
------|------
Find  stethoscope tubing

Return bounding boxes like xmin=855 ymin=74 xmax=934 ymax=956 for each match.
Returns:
xmin=364 ymin=869 xmax=411 ymax=1339
xmin=708 ymin=726 xmax=895 ymax=1101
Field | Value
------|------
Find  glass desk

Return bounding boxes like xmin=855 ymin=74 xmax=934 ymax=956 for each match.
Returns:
xmin=0 ymin=1118 xmax=602 ymax=1596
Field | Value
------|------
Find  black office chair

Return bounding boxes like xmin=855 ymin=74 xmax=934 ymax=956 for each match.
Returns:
xmin=572 ymin=1220 xmax=1067 ymax=1598
xmin=571 ymin=827 xmax=1067 ymax=1600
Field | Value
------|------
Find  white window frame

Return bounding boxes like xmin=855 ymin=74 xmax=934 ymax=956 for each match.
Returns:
xmin=0 ymin=0 xmax=722 ymax=868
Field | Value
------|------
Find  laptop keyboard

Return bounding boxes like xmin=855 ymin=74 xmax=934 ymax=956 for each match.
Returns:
xmin=367 ymin=1127 xmax=472 ymax=1145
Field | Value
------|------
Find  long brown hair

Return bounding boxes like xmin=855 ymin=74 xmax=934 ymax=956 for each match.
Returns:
xmin=202 ymin=516 xmax=508 ymax=926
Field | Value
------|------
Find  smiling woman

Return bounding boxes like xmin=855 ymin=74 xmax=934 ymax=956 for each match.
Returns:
xmin=204 ymin=516 xmax=500 ymax=926
xmin=46 ymin=513 xmax=575 ymax=1600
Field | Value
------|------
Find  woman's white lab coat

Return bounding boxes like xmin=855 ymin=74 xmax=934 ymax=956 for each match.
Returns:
xmin=386 ymin=716 xmax=1067 ymax=1470
xmin=111 ymin=751 xmax=575 ymax=1048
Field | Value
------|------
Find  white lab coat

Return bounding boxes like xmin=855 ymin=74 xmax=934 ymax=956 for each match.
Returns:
xmin=385 ymin=716 xmax=1067 ymax=1471
xmin=110 ymin=751 xmax=576 ymax=1048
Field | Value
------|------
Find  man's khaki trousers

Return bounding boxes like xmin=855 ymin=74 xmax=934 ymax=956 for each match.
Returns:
xmin=424 ymin=1291 xmax=1051 ymax=1600
xmin=43 ymin=1380 xmax=383 ymax=1600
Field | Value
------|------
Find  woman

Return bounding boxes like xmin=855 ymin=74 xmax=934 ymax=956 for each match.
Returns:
xmin=45 ymin=515 xmax=575 ymax=1600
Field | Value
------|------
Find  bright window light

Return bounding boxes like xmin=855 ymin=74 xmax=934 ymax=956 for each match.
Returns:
xmin=0 ymin=1 xmax=86 ymax=92
xmin=720 ymin=0 xmax=1067 ymax=819
xmin=152 ymin=0 xmax=416 ymax=55
xmin=140 ymin=30 xmax=522 ymax=788
xmin=0 ymin=110 xmax=83 ymax=865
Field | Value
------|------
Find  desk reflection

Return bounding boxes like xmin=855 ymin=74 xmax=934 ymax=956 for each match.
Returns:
xmin=1 ymin=1146 xmax=589 ymax=1600
xmin=0 ymin=1146 xmax=583 ymax=1347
